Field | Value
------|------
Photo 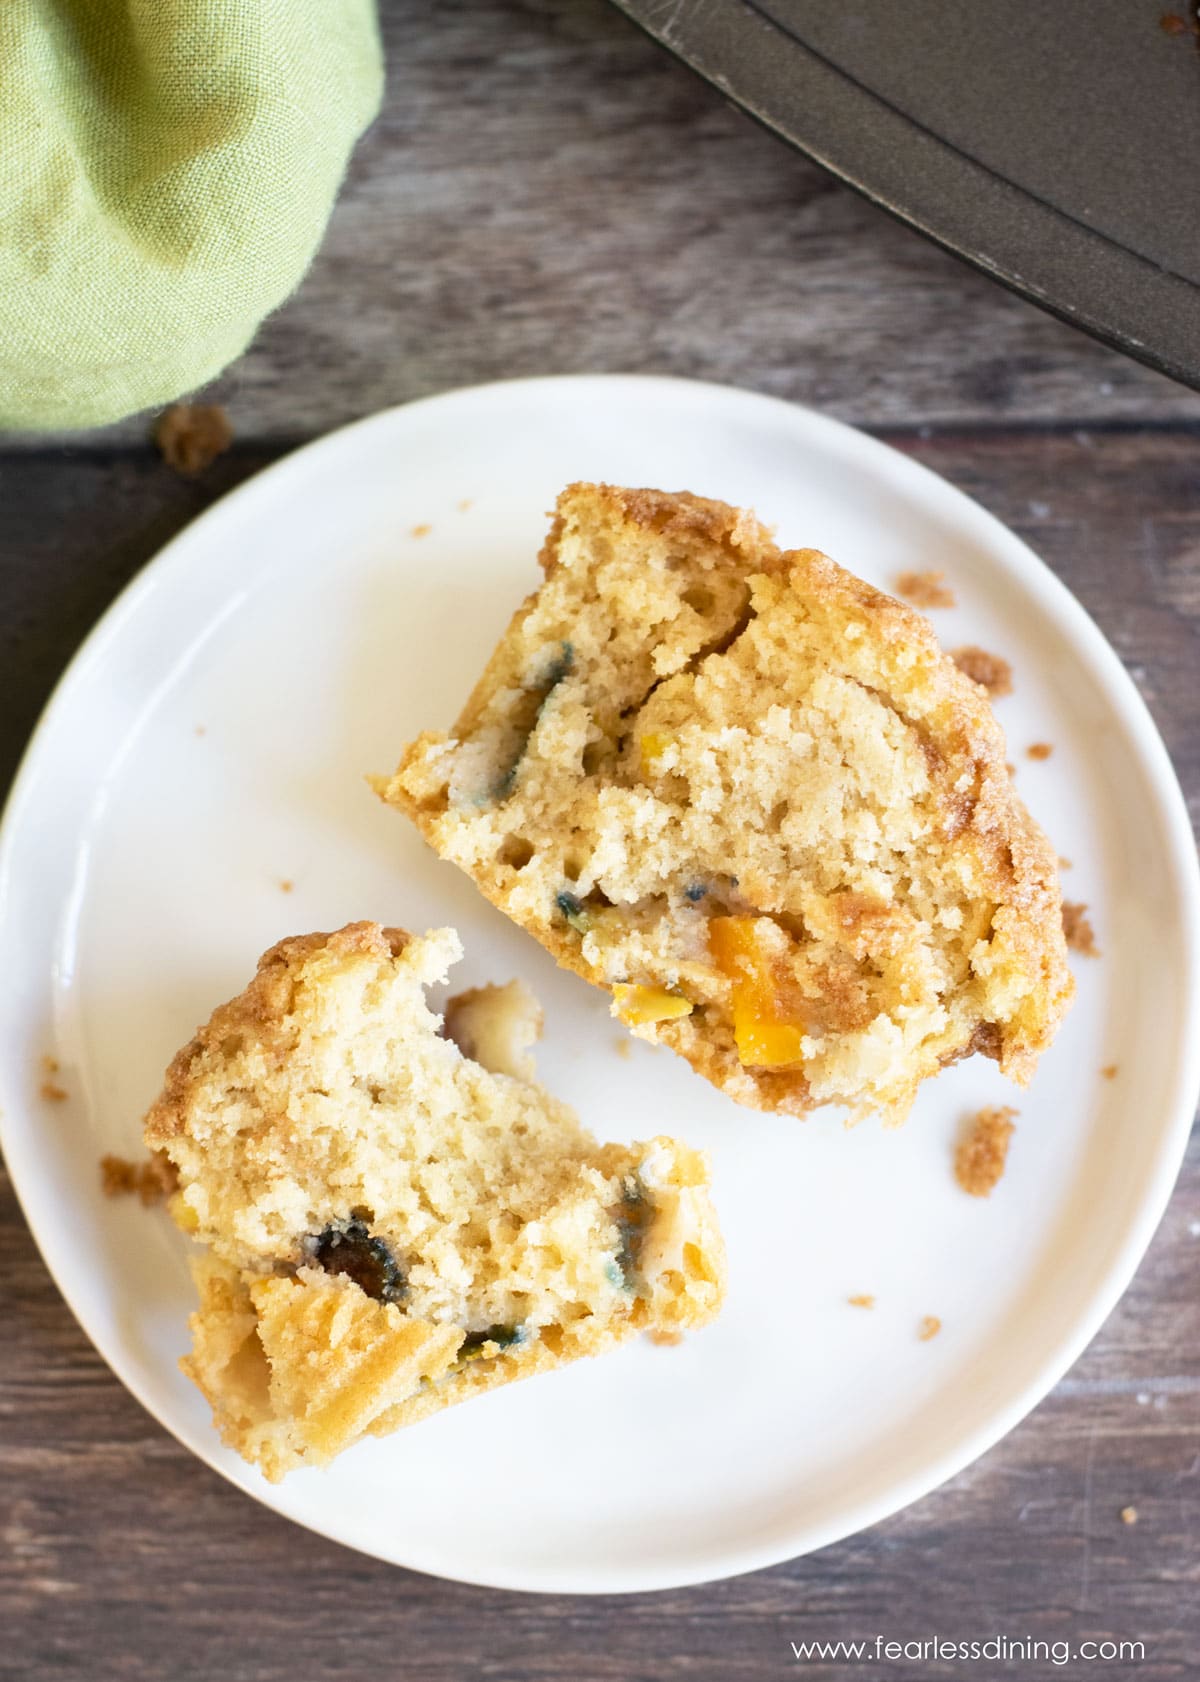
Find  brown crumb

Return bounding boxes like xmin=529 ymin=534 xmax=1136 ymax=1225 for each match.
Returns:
xmin=647 ymin=1328 xmax=685 ymax=1347
xmin=847 ymin=1293 xmax=876 ymax=1309
xmin=1101 ymin=1064 xmax=1119 ymax=1080
xmin=955 ymin=1105 xmax=1017 ymax=1197
xmin=1120 ymin=1505 xmax=1139 ymax=1525
xmin=411 ymin=522 xmax=433 ymax=539
xmin=918 ymin=1315 xmax=942 ymax=1342
xmin=195 ymin=725 xmax=207 ymax=738
xmin=1027 ymin=742 xmax=1054 ymax=761
xmin=40 ymin=1081 xmax=68 ymax=1103
xmin=100 ymin=1151 xmax=179 ymax=1207
xmin=613 ymin=1037 xmax=632 ymax=1060
xmin=458 ymin=498 xmax=473 ymax=512
xmin=896 ymin=569 xmax=956 ymax=609
xmin=1062 ymin=902 xmax=1100 ymax=957
xmin=1006 ymin=762 xmax=1016 ymax=776
xmin=154 ymin=403 xmax=233 ymax=475
xmin=41 ymin=1054 xmax=59 ymax=1074
xmin=951 ymin=646 xmax=1013 ymax=698
xmin=279 ymin=879 xmax=295 ymax=894
xmin=1058 ymin=856 xmax=1072 ymax=869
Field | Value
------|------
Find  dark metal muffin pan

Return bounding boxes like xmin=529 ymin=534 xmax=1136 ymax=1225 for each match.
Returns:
xmin=614 ymin=0 xmax=1200 ymax=389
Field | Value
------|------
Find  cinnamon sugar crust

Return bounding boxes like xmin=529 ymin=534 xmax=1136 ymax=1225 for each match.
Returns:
xmin=1062 ymin=902 xmax=1100 ymax=957
xmin=100 ymin=1151 xmax=179 ymax=1205
xmin=952 ymin=646 xmax=1014 ymax=698
xmin=954 ymin=1105 xmax=1017 ymax=1197
xmin=154 ymin=402 xmax=233 ymax=475
xmin=896 ymin=570 xmax=956 ymax=610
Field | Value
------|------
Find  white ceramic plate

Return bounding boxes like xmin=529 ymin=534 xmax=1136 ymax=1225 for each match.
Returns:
xmin=1 ymin=376 xmax=1196 ymax=1595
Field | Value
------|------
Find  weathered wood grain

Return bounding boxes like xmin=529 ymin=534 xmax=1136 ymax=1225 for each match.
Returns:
xmin=1 ymin=429 xmax=1197 ymax=1679
xmin=12 ymin=0 xmax=1200 ymax=451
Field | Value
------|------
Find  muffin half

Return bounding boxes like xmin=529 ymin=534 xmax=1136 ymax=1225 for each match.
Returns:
xmin=145 ymin=922 xmax=724 ymax=1480
xmin=377 ymin=483 xmax=1072 ymax=1123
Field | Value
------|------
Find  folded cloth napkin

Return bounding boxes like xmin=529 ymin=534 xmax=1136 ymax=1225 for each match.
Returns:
xmin=1 ymin=0 xmax=382 ymax=430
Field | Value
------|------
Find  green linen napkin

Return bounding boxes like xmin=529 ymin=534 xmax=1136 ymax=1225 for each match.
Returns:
xmin=1 ymin=1 xmax=382 ymax=431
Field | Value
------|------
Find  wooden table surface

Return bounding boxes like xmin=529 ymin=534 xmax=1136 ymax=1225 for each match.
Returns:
xmin=2 ymin=4 xmax=1197 ymax=1678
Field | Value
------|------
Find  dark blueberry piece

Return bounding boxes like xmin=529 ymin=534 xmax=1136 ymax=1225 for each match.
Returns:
xmin=459 ymin=1323 xmax=524 ymax=1360
xmin=312 ymin=1219 xmax=407 ymax=1305
xmin=610 ymin=1176 xmax=651 ymax=1290
xmin=556 ymin=889 xmax=584 ymax=920
xmin=487 ymin=642 xmax=578 ymax=801
xmin=540 ymin=641 xmax=575 ymax=688
xmin=684 ymin=882 xmax=708 ymax=903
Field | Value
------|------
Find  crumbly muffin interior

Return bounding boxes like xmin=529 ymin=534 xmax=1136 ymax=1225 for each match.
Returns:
xmin=381 ymin=483 xmax=1072 ymax=1123
xmin=145 ymin=923 xmax=724 ymax=1478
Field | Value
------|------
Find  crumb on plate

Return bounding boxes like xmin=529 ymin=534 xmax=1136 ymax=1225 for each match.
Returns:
xmin=896 ymin=569 xmax=956 ymax=609
xmin=458 ymin=498 xmax=473 ymax=512
xmin=847 ymin=1293 xmax=876 ymax=1309
xmin=411 ymin=522 xmax=432 ymax=539
xmin=955 ymin=1105 xmax=1017 ymax=1197
xmin=154 ymin=403 xmax=233 ymax=475
xmin=951 ymin=646 xmax=1013 ymax=698
xmin=647 ymin=1328 xmax=685 ymax=1347
xmin=279 ymin=879 xmax=294 ymax=894
xmin=918 ymin=1315 xmax=942 ymax=1342
xmin=1101 ymin=1064 xmax=1119 ymax=1080
xmin=100 ymin=1151 xmax=179 ymax=1206
xmin=613 ymin=1037 xmax=632 ymax=1060
xmin=1062 ymin=902 xmax=1100 ymax=957
xmin=1027 ymin=742 xmax=1054 ymax=761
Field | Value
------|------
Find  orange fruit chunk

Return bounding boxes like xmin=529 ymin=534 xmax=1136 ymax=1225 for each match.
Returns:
xmin=708 ymin=916 xmax=805 ymax=1069
xmin=612 ymin=982 xmax=694 ymax=1025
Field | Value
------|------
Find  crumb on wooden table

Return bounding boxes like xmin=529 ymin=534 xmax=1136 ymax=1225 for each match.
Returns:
xmin=1027 ymin=742 xmax=1054 ymax=761
xmin=895 ymin=569 xmax=956 ymax=609
xmin=955 ymin=1105 xmax=1017 ymax=1197
xmin=154 ymin=403 xmax=233 ymax=474
xmin=100 ymin=1151 xmax=178 ymax=1206
xmin=918 ymin=1315 xmax=942 ymax=1342
xmin=951 ymin=645 xmax=1013 ymax=697
xmin=411 ymin=522 xmax=433 ymax=538
xmin=847 ymin=1294 xmax=876 ymax=1309
xmin=1062 ymin=902 xmax=1100 ymax=957
xmin=1101 ymin=1064 xmax=1119 ymax=1080
xmin=1120 ymin=1505 xmax=1139 ymax=1525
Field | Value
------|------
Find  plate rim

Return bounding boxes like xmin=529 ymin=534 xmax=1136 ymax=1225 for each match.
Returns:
xmin=2 ymin=372 xmax=1198 ymax=1594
